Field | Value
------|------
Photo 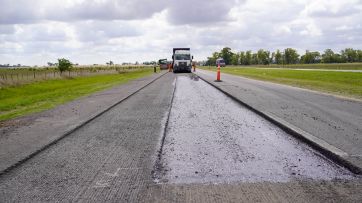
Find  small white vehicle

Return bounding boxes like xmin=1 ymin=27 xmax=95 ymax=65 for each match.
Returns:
xmin=216 ymin=58 xmax=226 ymax=67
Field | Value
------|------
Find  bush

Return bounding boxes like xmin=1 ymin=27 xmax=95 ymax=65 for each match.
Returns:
xmin=58 ymin=58 xmax=72 ymax=75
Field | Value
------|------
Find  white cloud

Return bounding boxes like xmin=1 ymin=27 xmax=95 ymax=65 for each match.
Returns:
xmin=302 ymin=0 xmax=361 ymax=17
xmin=0 ymin=0 xmax=361 ymax=65
xmin=166 ymin=0 xmax=241 ymax=25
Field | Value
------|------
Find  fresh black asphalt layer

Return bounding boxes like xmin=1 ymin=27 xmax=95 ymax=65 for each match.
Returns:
xmin=158 ymin=75 xmax=354 ymax=184
xmin=196 ymin=69 xmax=362 ymax=173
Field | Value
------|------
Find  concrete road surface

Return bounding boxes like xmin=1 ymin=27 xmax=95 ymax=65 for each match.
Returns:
xmin=0 ymin=73 xmax=361 ymax=202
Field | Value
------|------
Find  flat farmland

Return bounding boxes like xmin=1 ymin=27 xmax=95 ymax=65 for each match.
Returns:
xmin=0 ymin=65 xmax=150 ymax=87
xmin=0 ymin=68 xmax=153 ymax=121
xmin=201 ymin=66 xmax=362 ymax=99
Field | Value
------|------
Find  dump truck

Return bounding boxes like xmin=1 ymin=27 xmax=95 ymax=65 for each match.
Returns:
xmin=172 ymin=48 xmax=193 ymax=73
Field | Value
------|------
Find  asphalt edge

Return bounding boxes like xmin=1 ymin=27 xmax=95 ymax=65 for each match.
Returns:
xmin=196 ymin=73 xmax=362 ymax=175
xmin=152 ymin=76 xmax=177 ymax=183
xmin=0 ymin=71 xmax=169 ymax=177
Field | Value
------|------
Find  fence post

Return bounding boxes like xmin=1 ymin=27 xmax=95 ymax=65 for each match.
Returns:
xmin=33 ymin=70 xmax=36 ymax=79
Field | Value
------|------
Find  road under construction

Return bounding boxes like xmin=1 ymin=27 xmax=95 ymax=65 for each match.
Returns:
xmin=0 ymin=70 xmax=361 ymax=202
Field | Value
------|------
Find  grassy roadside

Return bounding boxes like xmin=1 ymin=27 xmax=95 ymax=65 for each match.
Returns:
xmin=200 ymin=67 xmax=362 ymax=99
xmin=0 ymin=69 xmax=153 ymax=121
xmin=224 ymin=63 xmax=362 ymax=70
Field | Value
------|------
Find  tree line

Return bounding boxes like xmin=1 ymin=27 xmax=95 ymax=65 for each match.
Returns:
xmin=206 ymin=47 xmax=362 ymax=66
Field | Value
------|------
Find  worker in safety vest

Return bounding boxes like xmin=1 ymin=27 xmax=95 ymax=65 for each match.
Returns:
xmin=168 ymin=62 xmax=173 ymax=72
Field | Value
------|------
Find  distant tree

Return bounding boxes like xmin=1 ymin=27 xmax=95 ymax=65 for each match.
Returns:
xmin=245 ymin=50 xmax=252 ymax=65
xmin=239 ymin=51 xmax=246 ymax=65
xmin=207 ymin=47 xmax=362 ymax=67
xmin=335 ymin=54 xmax=346 ymax=63
xmin=257 ymin=49 xmax=270 ymax=65
xmin=274 ymin=50 xmax=283 ymax=64
xmin=321 ymin=49 xmax=335 ymax=63
xmin=206 ymin=52 xmax=220 ymax=65
xmin=341 ymin=48 xmax=358 ymax=63
xmin=220 ymin=47 xmax=234 ymax=65
xmin=231 ymin=52 xmax=240 ymax=65
xmin=57 ymin=58 xmax=72 ymax=75
xmin=357 ymin=50 xmax=362 ymax=62
xmin=284 ymin=48 xmax=299 ymax=64
xmin=300 ymin=50 xmax=321 ymax=64
xmin=251 ymin=53 xmax=258 ymax=65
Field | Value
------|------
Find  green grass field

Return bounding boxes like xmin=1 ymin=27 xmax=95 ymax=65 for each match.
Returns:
xmin=201 ymin=66 xmax=362 ymax=99
xmin=224 ymin=63 xmax=362 ymax=70
xmin=0 ymin=69 xmax=153 ymax=121
xmin=0 ymin=65 xmax=151 ymax=87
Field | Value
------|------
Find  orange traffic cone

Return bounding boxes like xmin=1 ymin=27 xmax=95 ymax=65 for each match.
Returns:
xmin=216 ymin=63 xmax=221 ymax=82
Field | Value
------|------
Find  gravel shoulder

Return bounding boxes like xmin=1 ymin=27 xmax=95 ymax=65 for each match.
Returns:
xmin=0 ymin=71 xmax=167 ymax=174
xmin=195 ymin=69 xmax=362 ymax=173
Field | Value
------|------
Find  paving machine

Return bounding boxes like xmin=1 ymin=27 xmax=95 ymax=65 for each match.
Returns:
xmin=158 ymin=59 xmax=169 ymax=70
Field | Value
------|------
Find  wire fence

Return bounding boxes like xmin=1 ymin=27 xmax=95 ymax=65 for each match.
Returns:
xmin=0 ymin=65 xmax=151 ymax=87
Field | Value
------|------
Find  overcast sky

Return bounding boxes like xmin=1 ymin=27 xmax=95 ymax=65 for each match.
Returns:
xmin=0 ymin=0 xmax=361 ymax=65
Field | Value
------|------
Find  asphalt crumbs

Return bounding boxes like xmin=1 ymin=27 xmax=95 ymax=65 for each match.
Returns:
xmin=158 ymin=75 xmax=354 ymax=184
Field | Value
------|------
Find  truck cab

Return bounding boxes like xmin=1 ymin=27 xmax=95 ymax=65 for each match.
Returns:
xmin=172 ymin=48 xmax=193 ymax=73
